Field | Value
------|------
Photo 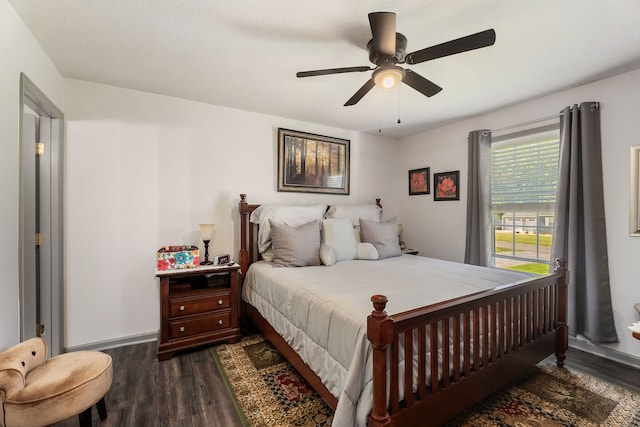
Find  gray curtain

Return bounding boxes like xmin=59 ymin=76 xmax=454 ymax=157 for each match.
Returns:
xmin=464 ymin=130 xmax=492 ymax=267
xmin=551 ymin=102 xmax=618 ymax=343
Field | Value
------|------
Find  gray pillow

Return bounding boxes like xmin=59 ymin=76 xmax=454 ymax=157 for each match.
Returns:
xmin=269 ymin=219 xmax=321 ymax=267
xmin=359 ymin=217 xmax=401 ymax=260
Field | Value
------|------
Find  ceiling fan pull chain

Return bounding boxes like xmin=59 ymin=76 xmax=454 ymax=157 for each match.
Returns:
xmin=397 ymin=88 xmax=402 ymax=124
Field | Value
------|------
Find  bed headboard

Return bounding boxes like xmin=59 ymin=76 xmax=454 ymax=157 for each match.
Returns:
xmin=238 ymin=194 xmax=262 ymax=278
xmin=238 ymin=193 xmax=381 ymax=280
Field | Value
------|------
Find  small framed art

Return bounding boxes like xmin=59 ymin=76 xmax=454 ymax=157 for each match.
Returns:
xmin=434 ymin=171 xmax=460 ymax=201
xmin=214 ymin=254 xmax=230 ymax=265
xmin=408 ymin=167 xmax=430 ymax=195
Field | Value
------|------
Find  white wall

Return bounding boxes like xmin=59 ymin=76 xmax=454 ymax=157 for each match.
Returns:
xmin=0 ymin=0 xmax=63 ymax=350
xmin=399 ymin=67 xmax=640 ymax=358
xmin=63 ymin=79 xmax=398 ymax=348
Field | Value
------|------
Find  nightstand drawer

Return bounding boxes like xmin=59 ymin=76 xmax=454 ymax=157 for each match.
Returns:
xmin=169 ymin=291 xmax=231 ymax=317
xmin=169 ymin=311 xmax=232 ymax=339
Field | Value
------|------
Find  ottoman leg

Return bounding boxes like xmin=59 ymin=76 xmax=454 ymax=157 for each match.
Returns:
xmin=78 ymin=406 xmax=92 ymax=427
xmin=97 ymin=396 xmax=108 ymax=420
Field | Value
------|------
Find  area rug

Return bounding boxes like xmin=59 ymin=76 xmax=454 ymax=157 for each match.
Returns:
xmin=211 ymin=334 xmax=640 ymax=426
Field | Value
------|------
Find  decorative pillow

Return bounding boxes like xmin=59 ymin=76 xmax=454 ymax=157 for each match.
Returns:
xmin=261 ymin=247 xmax=274 ymax=262
xmin=325 ymin=204 xmax=382 ymax=226
xmin=269 ymin=219 xmax=321 ymax=267
xmin=250 ymin=204 xmax=327 ymax=254
xmin=320 ymin=218 xmax=358 ymax=265
xmin=357 ymin=242 xmax=379 ymax=260
xmin=359 ymin=217 xmax=402 ymax=260
xmin=319 ymin=245 xmax=338 ymax=267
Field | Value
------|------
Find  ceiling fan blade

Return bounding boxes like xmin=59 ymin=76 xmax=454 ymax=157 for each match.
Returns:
xmin=297 ymin=66 xmax=371 ymax=78
xmin=405 ymin=29 xmax=496 ymax=65
xmin=402 ymin=69 xmax=443 ymax=97
xmin=344 ymin=79 xmax=375 ymax=106
xmin=368 ymin=12 xmax=396 ymax=56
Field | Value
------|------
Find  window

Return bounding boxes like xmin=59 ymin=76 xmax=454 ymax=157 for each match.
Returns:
xmin=490 ymin=125 xmax=560 ymax=274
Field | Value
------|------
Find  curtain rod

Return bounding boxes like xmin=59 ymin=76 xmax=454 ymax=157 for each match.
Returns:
xmin=489 ymin=102 xmax=599 ymax=135
xmin=490 ymin=113 xmax=560 ymax=134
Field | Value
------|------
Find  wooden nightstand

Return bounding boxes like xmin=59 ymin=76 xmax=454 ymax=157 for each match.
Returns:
xmin=156 ymin=264 xmax=241 ymax=361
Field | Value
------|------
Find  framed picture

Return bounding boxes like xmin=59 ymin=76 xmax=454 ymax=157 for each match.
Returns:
xmin=214 ymin=254 xmax=230 ymax=265
xmin=408 ymin=167 xmax=430 ymax=195
xmin=278 ymin=128 xmax=350 ymax=194
xmin=434 ymin=171 xmax=460 ymax=201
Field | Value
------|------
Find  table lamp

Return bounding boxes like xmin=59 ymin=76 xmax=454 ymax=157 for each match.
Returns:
xmin=199 ymin=223 xmax=215 ymax=265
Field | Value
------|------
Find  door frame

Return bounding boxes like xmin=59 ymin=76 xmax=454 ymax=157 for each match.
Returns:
xmin=19 ymin=73 xmax=64 ymax=356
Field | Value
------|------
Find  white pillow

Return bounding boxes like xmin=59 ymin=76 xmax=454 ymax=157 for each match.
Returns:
xmin=325 ymin=204 xmax=382 ymax=226
xmin=322 ymin=241 xmax=379 ymax=265
xmin=322 ymin=218 xmax=358 ymax=262
xmin=319 ymin=245 xmax=338 ymax=266
xmin=359 ymin=217 xmax=402 ymax=260
xmin=261 ymin=247 xmax=274 ymax=262
xmin=357 ymin=242 xmax=379 ymax=260
xmin=250 ymin=204 xmax=327 ymax=254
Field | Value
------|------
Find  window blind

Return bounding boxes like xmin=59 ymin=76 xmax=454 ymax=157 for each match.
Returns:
xmin=491 ymin=136 xmax=560 ymax=211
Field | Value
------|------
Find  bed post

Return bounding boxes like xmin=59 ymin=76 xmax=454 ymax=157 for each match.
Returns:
xmin=554 ymin=258 xmax=569 ymax=367
xmin=367 ymin=295 xmax=393 ymax=427
xmin=239 ymin=193 xmax=249 ymax=279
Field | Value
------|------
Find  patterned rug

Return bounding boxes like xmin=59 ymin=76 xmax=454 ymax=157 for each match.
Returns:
xmin=210 ymin=335 xmax=640 ymax=427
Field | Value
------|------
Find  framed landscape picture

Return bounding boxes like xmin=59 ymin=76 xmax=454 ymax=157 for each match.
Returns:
xmin=408 ymin=167 xmax=430 ymax=195
xmin=434 ymin=170 xmax=460 ymax=201
xmin=277 ymin=128 xmax=350 ymax=194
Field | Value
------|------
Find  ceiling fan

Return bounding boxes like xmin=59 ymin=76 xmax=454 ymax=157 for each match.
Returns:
xmin=296 ymin=12 xmax=496 ymax=106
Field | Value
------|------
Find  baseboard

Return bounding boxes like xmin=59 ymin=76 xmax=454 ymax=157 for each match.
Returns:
xmin=569 ymin=335 xmax=640 ymax=368
xmin=64 ymin=331 xmax=158 ymax=352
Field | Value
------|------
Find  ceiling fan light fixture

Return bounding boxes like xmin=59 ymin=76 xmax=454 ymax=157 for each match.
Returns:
xmin=296 ymin=12 xmax=496 ymax=106
xmin=373 ymin=66 xmax=405 ymax=89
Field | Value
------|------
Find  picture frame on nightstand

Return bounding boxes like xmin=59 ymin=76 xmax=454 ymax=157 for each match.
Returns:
xmin=214 ymin=254 xmax=230 ymax=265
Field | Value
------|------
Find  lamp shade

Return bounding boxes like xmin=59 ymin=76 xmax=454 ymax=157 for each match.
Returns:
xmin=199 ymin=223 xmax=215 ymax=241
xmin=373 ymin=66 xmax=405 ymax=89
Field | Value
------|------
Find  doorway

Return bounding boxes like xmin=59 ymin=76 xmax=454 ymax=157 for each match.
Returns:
xmin=19 ymin=73 xmax=64 ymax=357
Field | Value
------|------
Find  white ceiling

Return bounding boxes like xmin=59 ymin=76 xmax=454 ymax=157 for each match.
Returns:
xmin=9 ymin=0 xmax=640 ymax=138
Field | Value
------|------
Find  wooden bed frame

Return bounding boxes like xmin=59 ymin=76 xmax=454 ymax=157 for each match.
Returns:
xmin=238 ymin=194 xmax=569 ymax=426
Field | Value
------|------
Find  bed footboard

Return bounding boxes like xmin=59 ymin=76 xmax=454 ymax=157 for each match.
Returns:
xmin=367 ymin=259 xmax=568 ymax=427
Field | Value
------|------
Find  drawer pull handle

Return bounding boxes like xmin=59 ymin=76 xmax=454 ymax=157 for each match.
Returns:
xmin=179 ymin=327 xmax=185 ymax=332
xmin=218 ymin=320 xmax=223 ymax=325
xmin=218 ymin=299 xmax=223 ymax=305
xmin=179 ymin=305 xmax=185 ymax=311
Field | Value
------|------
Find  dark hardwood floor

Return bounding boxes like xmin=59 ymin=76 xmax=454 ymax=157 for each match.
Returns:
xmin=53 ymin=341 xmax=244 ymax=427
xmin=53 ymin=339 xmax=640 ymax=427
xmin=560 ymin=347 xmax=640 ymax=394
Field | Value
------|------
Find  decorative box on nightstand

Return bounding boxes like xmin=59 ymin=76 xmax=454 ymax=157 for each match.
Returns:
xmin=156 ymin=264 xmax=241 ymax=361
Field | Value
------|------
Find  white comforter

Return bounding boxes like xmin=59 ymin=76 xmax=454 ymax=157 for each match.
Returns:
xmin=242 ymin=255 xmax=531 ymax=427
